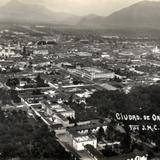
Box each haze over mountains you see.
[1,0,160,30]
[79,1,160,29]
[0,0,81,25]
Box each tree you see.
[113,76,122,82]
[10,89,21,103]
[0,110,71,159]
[97,127,105,141]
[121,133,131,153]
[73,79,83,85]
[86,90,127,115]
[0,88,12,105]
[35,74,48,87]
[102,145,118,157]
[32,89,42,95]
[6,78,20,88]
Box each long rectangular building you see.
[75,67,115,80]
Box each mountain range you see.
[1,0,160,30]
[79,1,160,29]
[0,0,81,25]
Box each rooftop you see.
[68,119,108,136]
[73,135,96,143]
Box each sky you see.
[1,0,160,16]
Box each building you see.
[42,102,75,127]
[68,120,107,135]
[72,135,97,151]
[118,51,134,58]
[53,113,70,127]
[21,94,44,104]
[1,104,27,112]
[65,117,106,152]
[0,45,15,58]
[152,46,160,54]
[67,119,108,148]
[75,67,115,80]
[33,49,49,55]
[75,52,92,57]
[44,103,75,119]
[68,130,97,151]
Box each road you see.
[57,133,96,160]
[20,92,97,160]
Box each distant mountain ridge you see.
[105,1,160,29]
[1,0,160,30]
[78,1,160,29]
[78,14,105,28]
[0,0,81,25]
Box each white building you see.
[67,120,108,150]
[53,113,70,127]
[46,103,75,119]
[73,135,97,151]
[33,49,49,55]
[101,53,111,59]
[75,67,115,80]
[75,52,92,57]
[42,102,75,127]
[152,46,160,54]
[0,46,15,58]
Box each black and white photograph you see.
[0,0,160,160]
